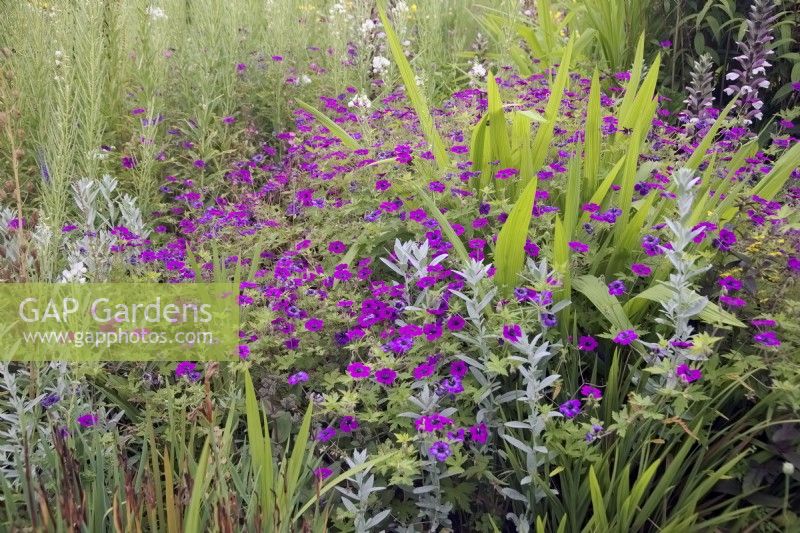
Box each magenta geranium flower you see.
[613,329,638,345]
[630,263,652,277]
[559,399,581,418]
[287,371,309,385]
[328,241,347,254]
[580,385,602,399]
[375,368,397,386]
[577,335,598,351]
[676,364,702,383]
[77,413,98,428]
[446,314,466,331]
[502,323,522,343]
[347,362,371,379]
[305,317,324,332]
[753,331,780,346]
[607,280,626,296]
[470,422,489,444]
[568,241,589,253]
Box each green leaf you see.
[183,437,210,533]
[625,285,746,327]
[588,466,609,531]
[584,69,601,195]
[751,140,800,200]
[378,5,449,170]
[573,275,634,332]
[296,100,360,150]
[494,174,538,291]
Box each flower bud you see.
[783,462,795,476]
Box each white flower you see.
[372,55,391,76]
[783,462,795,475]
[300,75,312,85]
[469,61,487,79]
[59,261,87,283]
[360,19,376,36]
[145,6,167,21]
[347,93,372,109]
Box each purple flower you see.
[175,361,201,382]
[328,241,347,254]
[713,228,737,251]
[77,413,98,428]
[287,371,309,385]
[753,330,780,346]
[613,329,638,345]
[495,167,519,180]
[446,314,466,331]
[314,467,333,480]
[41,394,60,408]
[568,241,589,253]
[577,335,598,351]
[585,423,604,442]
[470,422,488,444]
[720,295,746,308]
[676,364,702,383]
[630,263,652,277]
[659,40,672,48]
[502,323,522,343]
[429,440,452,462]
[559,399,581,418]
[375,368,398,386]
[347,362,371,379]
[607,280,626,296]
[450,360,468,378]
[316,427,336,442]
[238,344,251,359]
[438,377,464,395]
[540,313,557,328]
[305,317,324,332]
[412,362,436,380]
[718,276,742,291]
[338,416,359,433]
[580,385,603,399]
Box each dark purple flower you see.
[676,364,702,383]
[446,314,466,331]
[305,317,324,332]
[412,362,436,380]
[314,467,333,480]
[450,360,468,378]
[753,330,780,346]
[630,263,652,277]
[718,276,742,291]
[613,329,638,345]
[77,413,98,428]
[375,368,398,386]
[559,399,581,418]
[470,422,488,444]
[568,241,589,253]
[338,416,359,433]
[316,427,336,442]
[580,385,602,399]
[328,241,347,254]
[607,280,626,296]
[288,371,309,385]
[347,362,371,379]
[502,323,522,343]
[429,440,452,462]
[577,335,598,351]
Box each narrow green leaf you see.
[494,175,538,291]
[296,100,360,150]
[378,5,449,169]
[588,466,609,531]
[584,69,601,195]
